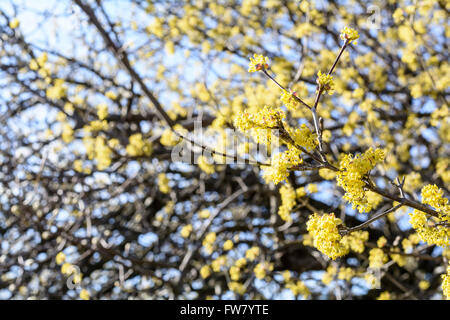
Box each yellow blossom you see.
[200,265,212,279]
[180,224,192,238]
[316,71,334,95]
[9,18,20,29]
[368,248,388,269]
[79,289,90,300]
[223,240,234,251]
[278,184,296,222]
[158,173,170,194]
[340,27,359,44]
[55,252,66,265]
[197,155,215,174]
[377,291,391,300]
[248,54,269,72]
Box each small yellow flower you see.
[61,263,76,276]
[200,265,212,279]
[199,209,211,219]
[9,18,20,29]
[316,71,334,95]
[79,289,90,300]
[197,155,215,175]
[245,246,260,261]
[248,54,269,72]
[223,240,234,251]
[280,89,300,111]
[377,291,391,300]
[419,280,430,291]
[96,103,108,120]
[55,252,66,265]
[340,27,359,44]
[180,224,193,238]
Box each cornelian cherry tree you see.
[0,0,448,300]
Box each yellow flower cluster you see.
[223,239,234,251]
[79,289,90,300]
[61,122,74,143]
[409,184,450,247]
[228,281,246,295]
[245,246,260,261]
[377,291,391,300]
[340,27,360,44]
[157,173,170,194]
[316,71,334,95]
[200,265,212,279]
[419,280,430,291]
[368,248,388,269]
[197,155,215,174]
[306,213,348,259]
[336,148,386,213]
[230,263,243,281]
[160,124,185,147]
[9,18,20,29]
[94,136,112,170]
[280,89,300,111]
[198,209,211,219]
[55,252,66,265]
[338,267,355,281]
[211,255,227,272]
[340,230,369,253]
[180,224,192,238]
[126,133,152,157]
[254,262,273,279]
[234,105,285,131]
[85,120,108,132]
[202,232,216,254]
[286,280,310,298]
[61,262,82,285]
[262,147,303,185]
[46,79,67,100]
[442,264,450,300]
[421,184,449,212]
[288,124,318,152]
[307,213,369,259]
[248,54,269,72]
[97,103,108,121]
[278,184,296,222]
[390,248,407,267]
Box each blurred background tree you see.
[0,0,448,300]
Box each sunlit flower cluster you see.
[248,54,269,72]
[278,183,296,222]
[368,248,388,269]
[234,105,285,131]
[306,213,348,259]
[126,133,152,157]
[307,213,370,259]
[160,124,186,147]
[158,173,171,194]
[340,27,360,44]
[286,280,310,298]
[262,147,303,185]
[409,184,450,247]
[316,71,334,95]
[442,264,450,300]
[280,89,300,111]
[254,262,274,279]
[288,124,318,152]
[336,148,386,213]
[202,232,217,254]
[197,155,215,174]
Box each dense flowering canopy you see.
[0,0,448,301]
